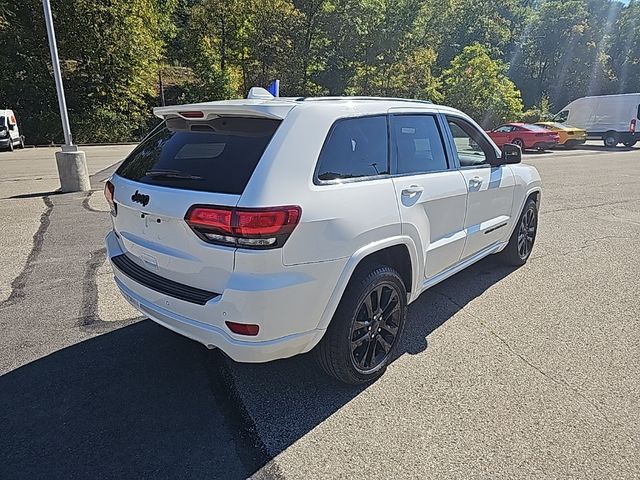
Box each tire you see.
[623,140,637,148]
[8,139,13,152]
[498,198,538,267]
[314,265,407,385]
[512,138,524,150]
[603,133,618,148]
[18,136,25,149]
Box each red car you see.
[487,123,560,151]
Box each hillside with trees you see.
[1,0,638,144]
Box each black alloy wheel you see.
[315,265,407,385]
[498,197,538,266]
[350,283,402,373]
[517,205,537,260]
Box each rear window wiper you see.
[145,169,204,180]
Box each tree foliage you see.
[0,0,638,143]
[442,44,523,128]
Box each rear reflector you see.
[225,321,259,336]
[179,111,205,119]
[185,205,301,249]
[630,119,636,133]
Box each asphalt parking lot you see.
[1,144,638,479]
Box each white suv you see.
[105,94,541,384]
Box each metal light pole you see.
[42,0,90,192]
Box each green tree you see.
[442,44,523,127]
[609,0,640,94]
[509,0,621,110]
[0,0,171,144]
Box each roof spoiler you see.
[153,101,292,121]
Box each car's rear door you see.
[389,112,468,279]
[444,115,515,259]
[110,115,283,294]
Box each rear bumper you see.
[105,230,344,362]
[114,275,325,362]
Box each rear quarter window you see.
[116,117,281,195]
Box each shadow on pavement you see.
[7,190,62,199]
[0,256,516,479]
[226,256,517,462]
[0,322,260,480]
[574,144,637,152]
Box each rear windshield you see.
[116,116,281,195]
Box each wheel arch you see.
[315,237,420,332]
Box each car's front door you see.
[445,116,515,259]
[389,113,468,279]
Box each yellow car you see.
[535,122,587,148]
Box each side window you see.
[495,125,512,133]
[447,117,496,168]
[316,116,388,182]
[636,104,640,120]
[391,115,448,175]
[555,110,569,123]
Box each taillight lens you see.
[185,205,301,249]
[630,119,636,133]
[104,180,117,216]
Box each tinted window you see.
[554,111,569,123]
[116,117,280,195]
[0,116,5,128]
[447,117,495,167]
[637,104,640,120]
[392,115,447,174]
[495,125,513,133]
[316,116,388,182]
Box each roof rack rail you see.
[296,96,432,105]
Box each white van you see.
[0,109,25,151]
[553,93,640,147]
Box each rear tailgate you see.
[109,112,288,295]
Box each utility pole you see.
[42,0,90,192]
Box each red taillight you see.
[225,321,259,336]
[179,111,204,119]
[185,205,301,249]
[630,119,636,133]
[187,207,233,234]
[104,180,117,216]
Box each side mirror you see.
[8,124,15,131]
[501,143,521,164]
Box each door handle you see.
[401,185,424,197]
[469,176,483,186]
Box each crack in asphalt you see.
[79,246,108,326]
[204,350,285,479]
[431,289,639,447]
[529,234,634,262]
[543,198,639,214]
[0,196,53,307]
